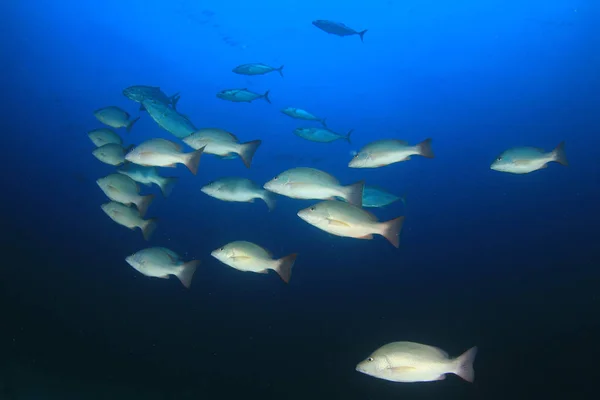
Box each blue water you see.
[2,0,599,398]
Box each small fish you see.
[282,108,327,126]
[297,200,404,248]
[101,201,157,241]
[92,143,133,166]
[232,63,284,78]
[125,247,199,289]
[294,127,352,144]
[211,241,297,283]
[356,342,478,383]
[490,141,568,174]
[264,167,364,207]
[87,128,122,147]
[201,177,276,211]
[117,164,178,198]
[96,173,155,217]
[125,138,204,175]
[142,98,196,139]
[93,106,140,132]
[349,138,434,168]
[312,20,367,42]
[217,88,271,104]
[339,185,403,208]
[182,128,261,168]
[123,85,180,110]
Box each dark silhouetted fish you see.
[312,20,367,42]
[233,63,284,78]
[123,85,180,111]
[217,88,271,104]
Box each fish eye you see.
[310,207,316,211]
[367,357,374,362]
[273,176,278,180]
[353,154,359,158]
[220,247,224,251]
[497,156,502,161]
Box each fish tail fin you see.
[184,146,204,175]
[170,93,181,110]
[321,118,328,128]
[342,180,365,207]
[552,141,568,166]
[345,129,354,144]
[177,260,200,289]
[262,190,277,211]
[399,192,408,206]
[277,65,284,78]
[453,346,478,383]
[239,140,262,168]
[379,216,404,248]
[359,29,368,42]
[139,104,146,112]
[126,116,140,133]
[274,253,297,283]
[136,193,155,217]
[141,218,158,241]
[158,177,178,198]
[263,90,271,104]
[417,138,434,158]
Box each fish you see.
[125,138,204,175]
[349,138,434,168]
[182,128,261,168]
[217,88,271,104]
[264,167,364,207]
[117,164,178,198]
[211,241,297,283]
[87,128,122,147]
[100,201,157,241]
[92,143,133,166]
[122,85,180,110]
[93,106,140,132]
[294,127,352,144]
[356,342,478,383]
[339,185,404,208]
[96,173,155,217]
[232,63,284,78]
[282,108,327,126]
[312,20,367,42]
[490,141,568,174]
[201,177,276,211]
[125,247,199,289]
[297,200,404,248]
[141,98,197,139]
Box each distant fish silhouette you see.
[312,20,368,42]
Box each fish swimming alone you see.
[92,143,133,166]
[96,173,155,217]
[294,127,352,144]
[282,108,327,126]
[87,128,122,147]
[93,106,140,132]
[490,141,568,174]
[182,128,261,168]
[141,98,196,139]
[312,20,367,42]
[201,177,276,211]
[349,138,434,168]
[232,63,284,78]
[297,200,404,248]
[264,167,364,207]
[125,138,204,175]
[356,341,478,383]
[217,88,271,104]
[211,241,297,283]
[117,164,178,198]
[123,85,180,110]
[101,201,157,241]
[125,247,199,289]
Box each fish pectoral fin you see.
[390,366,418,372]
[257,269,269,274]
[156,275,170,279]
[435,374,446,381]
[230,256,252,261]
[247,199,255,203]
[357,234,373,239]
[165,163,177,168]
[327,218,351,227]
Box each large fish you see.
[117,164,178,198]
[201,177,276,211]
[101,201,157,241]
[294,127,352,144]
[297,200,404,248]
[96,173,155,217]
[312,20,368,42]
[282,108,327,126]
[141,98,196,139]
[490,142,567,174]
[125,138,204,175]
[217,88,271,104]
[356,342,478,383]
[182,128,261,168]
[125,247,199,289]
[211,241,297,283]
[93,106,140,132]
[349,138,434,168]
[88,128,122,147]
[123,85,180,110]
[92,143,133,166]
[232,63,284,78]
[264,167,364,207]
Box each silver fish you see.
[282,108,327,126]
[117,164,178,198]
[96,173,155,217]
[93,106,139,132]
[101,201,157,241]
[92,143,133,166]
[125,138,204,175]
[294,127,351,144]
[490,142,567,174]
[201,177,276,211]
[182,128,261,168]
[217,88,271,104]
[87,128,122,147]
[349,138,434,168]
[125,247,199,289]
[232,63,284,78]
[312,20,367,42]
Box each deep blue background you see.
[1,0,599,398]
